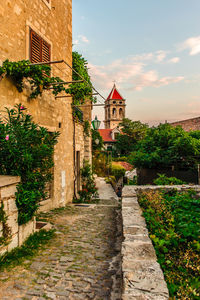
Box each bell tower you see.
[104,84,126,129]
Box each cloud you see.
[155,50,167,62]
[88,56,184,92]
[73,35,89,46]
[168,57,180,63]
[79,35,89,43]
[181,36,200,55]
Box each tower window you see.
[119,101,122,104]
[119,108,123,118]
[113,101,116,104]
[112,108,116,117]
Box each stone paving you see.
[0,178,122,300]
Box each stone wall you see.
[0,176,36,255]
[0,1,77,210]
[121,184,200,299]
[171,116,200,131]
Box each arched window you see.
[108,108,110,119]
[119,108,123,118]
[112,108,116,117]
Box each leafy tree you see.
[0,105,59,224]
[129,123,200,169]
[92,129,103,151]
[116,118,148,156]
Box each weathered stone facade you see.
[0,176,36,255]
[0,1,92,212]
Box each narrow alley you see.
[0,178,122,300]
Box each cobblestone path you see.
[0,178,122,300]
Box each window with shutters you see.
[30,29,51,63]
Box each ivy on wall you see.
[68,51,96,104]
[0,52,96,104]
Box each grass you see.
[0,229,55,271]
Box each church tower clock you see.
[104,84,126,129]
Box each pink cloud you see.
[88,57,184,92]
[181,36,200,55]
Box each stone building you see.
[99,84,125,150]
[104,84,126,129]
[0,0,92,211]
[171,116,200,131]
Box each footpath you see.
[0,178,122,300]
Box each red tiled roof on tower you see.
[106,84,124,101]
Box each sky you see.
[72,0,200,126]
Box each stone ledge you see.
[0,175,20,188]
[123,184,200,197]
[121,186,170,299]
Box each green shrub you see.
[138,189,200,298]
[105,176,116,185]
[75,161,98,203]
[92,151,109,176]
[0,105,59,224]
[153,174,186,185]
[110,164,126,181]
[130,123,200,170]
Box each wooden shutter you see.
[30,29,51,63]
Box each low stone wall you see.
[0,176,36,255]
[121,184,200,299]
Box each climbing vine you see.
[67,51,96,104]
[0,59,67,99]
[83,120,91,137]
[0,52,96,104]
[0,202,11,246]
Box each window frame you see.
[29,28,51,63]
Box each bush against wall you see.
[138,189,200,298]
[110,163,126,181]
[153,174,186,185]
[0,105,59,224]
[77,162,98,203]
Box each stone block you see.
[122,186,137,198]
[18,218,35,246]
[122,241,156,261]
[8,233,18,251]
[0,245,8,256]
[1,184,17,199]
[0,176,20,188]
[122,214,146,227]
[7,213,18,235]
[7,198,18,213]
[123,226,148,236]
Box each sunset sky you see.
[73,0,200,126]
